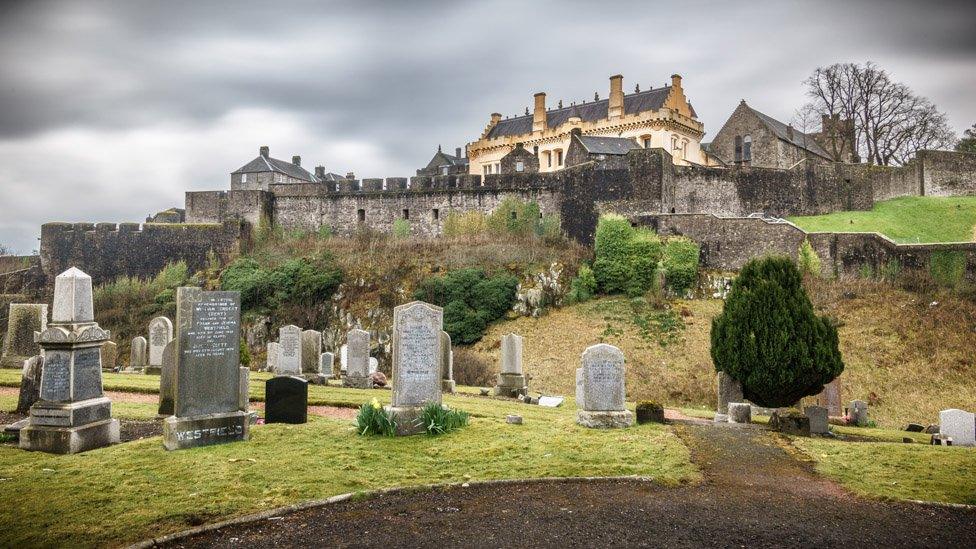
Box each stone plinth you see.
[494,373,528,398]
[728,402,752,424]
[163,411,249,451]
[576,344,633,429]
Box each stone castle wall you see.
[918,149,976,197]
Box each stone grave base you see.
[442,379,456,393]
[144,366,162,376]
[344,375,371,389]
[728,403,752,424]
[385,405,427,436]
[303,373,330,385]
[713,413,729,423]
[494,373,527,398]
[576,410,634,429]
[20,417,119,454]
[162,410,250,451]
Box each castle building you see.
[466,74,713,175]
[708,101,836,169]
[417,145,469,176]
[231,146,343,191]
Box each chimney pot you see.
[609,74,624,119]
[532,92,547,133]
[259,145,269,158]
[292,155,301,166]
[315,166,325,178]
[455,147,462,158]
[671,74,682,88]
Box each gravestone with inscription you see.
[20,268,120,453]
[277,325,301,376]
[576,344,633,428]
[301,330,322,374]
[386,301,443,435]
[319,352,334,378]
[939,409,975,447]
[265,376,308,424]
[715,371,743,423]
[494,333,528,397]
[266,342,280,373]
[343,329,371,389]
[157,341,177,416]
[129,336,147,371]
[162,287,249,450]
[146,316,173,374]
[440,331,455,393]
[1,303,47,369]
[100,341,117,372]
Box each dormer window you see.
[515,161,524,172]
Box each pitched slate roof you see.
[487,86,692,139]
[425,149,469,170]
[577,135,640,155]
[746,106,832,160]
[319,172,346,182]
[232,155,318,182]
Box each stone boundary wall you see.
[636,213,976,282]
[39,221,242,285]
[918,149,976,197]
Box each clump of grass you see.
[356,398,397,436]
[418,402,469,435]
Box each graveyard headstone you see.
[386,301,443,435]
[849,400,869,427]
[805,405,829,435]
[715,371,743,423]
[939,409,975,447]
[340,344,348,375]
[319,352,334,378]
[576,343,633,428]
[728,402,752,424]
[265,376,308,424]
[266,342,280,373]
[343,329,371,389]
[816,377,843,416]
[239,367,249,412]
[130,336,147,371]
[440,330,455,393]
[369,357,378,374]
[277,325,302,376]
[301,330,322,374]
[575,368,585,409]
[157,341,176,416]
[100,341,117,372]
[1,303,47,369]
[494,333,527,397]
[146,316,173,374]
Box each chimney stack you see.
[456,147,462,158]
[346,171,355,179]
[292,155,301,166]
[671,74,682,89]
[532,92,547,133]
[609,74,624,119]
[315,166,325,179]
[259,145,269,158]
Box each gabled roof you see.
[232,155,318,182]
[746,105,832,160]
[425,148,469,170]
[577,135,640,155]
[319,172,346,182]
[487,86,693,139]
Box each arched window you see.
[682,139,689,160]
[734,136,743,162]
[743,135,752,162]
[671,135,679,152]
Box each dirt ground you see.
[160,420,976,548]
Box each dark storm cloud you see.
[1,0,974,253]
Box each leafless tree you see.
[802,62,955,166]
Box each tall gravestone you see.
[368,357,378,374]
[339,344,348,376]
[343,329,371,389]
[494,333,527,397]
[715,371,743,423]
[129,336,147,372]
[816,377,843,416]
[20,268,120,453]
[440,331,455,393]
[301,330,322,374]
[1,303,47,369]
[100,341,117,372]
[162,287,249,450]
[277,325,302,376]
[266,342,280,373]
[146,316,173,374]
[157,341,177,416]
[576,344,633,428]
[386,301,443,435]
[939,409,975,447]
[319,352,334,378]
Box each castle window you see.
[734,136,743,162]
[402,209,409,220]
[515,161,524,172]
[357,209,365,223]
[642,136,651,148]
[441,166,449,175]
[544,151,552,168]
[495,163,501,173]
[682,139,689,160]
[671,136,679,152]
[483,165,490,176]
[432,208,439,220]
[743,135,752,162]
[241,173,248,183]
[555,149,563,166]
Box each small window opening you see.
[357,209,365,222]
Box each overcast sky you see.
[1,0,974,253]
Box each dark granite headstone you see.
[265,376,308,424]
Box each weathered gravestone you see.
[20,268,120,454]
[1,303,47,369]
[157,341,177,416]
[939,409,975,447]
[440,331,455,393]
[804,405,829,435]
[100,341,117,372]
[386,301,443,435]
[575,368,585,408]
[576,344,633,429]
[715,371,743,423]
[301,330,321,374]
[266,342,280,373]
[319,352,334,378]
[130,336,147,372]
[277,325,302,376]
[728,402,752,424]
[16,355,43,414]
[494,333,527,397]
[816,377,843,417]
[343,329,371,389]
[339,344,348,376]
[239,367,250,413]
[849,400,869,427]
[162,287,249,450]
[146,316,173,374]
[265,376,308,424]
[369,357,378,375]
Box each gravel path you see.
[160,421,976,548]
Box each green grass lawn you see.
[788,196,976,243]
[0,385,698,548]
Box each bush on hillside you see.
[566,264,598,303]
[662,237,700,295]
[710,256,844,408]
[220,254,343,314]
[593,215,666,296]
[413,268,518,344]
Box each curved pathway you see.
[161,420,976,548]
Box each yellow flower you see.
[371,398,381,410]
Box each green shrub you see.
[221,255,342,314]
[929,250,966,288]
[710,256,844,408]
[593,215,637,294]
[879,258,901,282]
[356,398,397,436]
[858,264,874,279]
[417,402,469,435]
[797,239,821,277]
[414,268,517,344]
[392,219,411,239]
[567,264,598,303]
[662,237,700,295]
[627,230,663,297]
[239,338,251,368]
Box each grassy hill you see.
[788,196,976,243]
